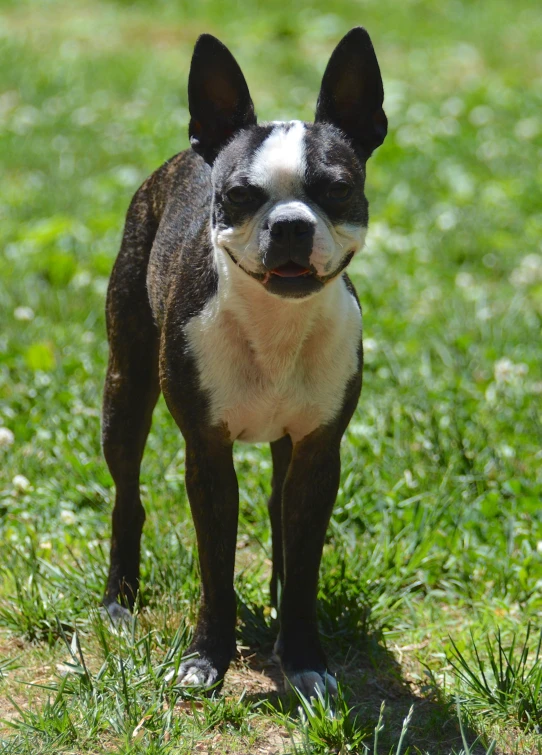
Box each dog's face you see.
[188,29,387,299]
[211,121,368,298]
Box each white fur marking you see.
[202,121,366,426]
[249,121,306,196]
[184,253,362,445]
[310,223,368,275]
[179,669,205,686]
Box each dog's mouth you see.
[270,262,312,278]
[222,246,354,299]
[261,261,321,299]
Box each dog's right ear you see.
[188,35,257,164]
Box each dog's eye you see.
[325,183,352,201]
[226,186,254,205]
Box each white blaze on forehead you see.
[249,121,306,196]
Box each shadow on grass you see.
[236,600,486,755]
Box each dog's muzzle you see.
[261,217,315,271]
[254,217,319,298]
[223,210,353,299]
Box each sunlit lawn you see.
[1,0,541,752]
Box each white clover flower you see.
[14,306,35,321]
[60,509,77,525]
[455,272,474,289]
[494,358,528,384]
[71,271,92,289]
[436,208,458,231]
[12,474,31,492]
[0,427,15,448]
[476,306,493,322]
[510,254,542,287]
[363,338,378,353]
[404,469,418,489]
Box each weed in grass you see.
[448,624,542,733]
[3,614,198,751]
[272,683,372,754]
[0,542,77,644]
[6,681,80,749]
[186,689,258,736]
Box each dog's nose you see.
[262,214,316,272]
[269,218,313,243]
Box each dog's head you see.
[188,28,387,299]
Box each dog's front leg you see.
[274,429,342,697]
[176,434,239,689]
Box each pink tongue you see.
[272,262,310,278]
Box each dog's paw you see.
[100,603,132,627]
[171,657,222,690]
[286,669,338,698]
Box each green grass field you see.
[1,0,541,752]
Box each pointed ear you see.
[315,27,387,157]
[188,34,257,164]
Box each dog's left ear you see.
[188,34,257,164]
[315,27,387,157]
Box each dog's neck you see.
[211,245,343,379]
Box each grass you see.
[0,0,541,752]
[448,624,542,733]
[273,683,373,753]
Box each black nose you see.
[269,218,313,242]
[262,216,315,271]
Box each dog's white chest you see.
[183,266,361,445]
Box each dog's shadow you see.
[232,600,485,755]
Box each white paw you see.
[178,666,209,686]
[287,670,338,698]
[172,659,220,689]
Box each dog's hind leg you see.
[101,186,160,620]
[268,435,292,608]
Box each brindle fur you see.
[102,28,385,691]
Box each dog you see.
[101,27,387,697]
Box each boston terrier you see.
[101,27,387,697]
